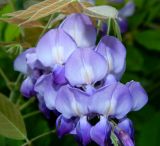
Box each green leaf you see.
[135,30,160,51]
[4,24,20,41]
[137,112,160,146]
[0,93,27,140]
[126,46,144,71]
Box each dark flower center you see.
[87,141,99,146]
[87,114,100,126]
[94,80,104,89]
[108,116,119,125]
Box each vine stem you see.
[20,97,36,111]
[107,18,111,35]
[23,110,41,119]
[38,14,55,40]
[0,67,12,90]
[9,74,23,102]
[22,130,56,146]
[7,0,15,10]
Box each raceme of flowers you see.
[14,13,148,146]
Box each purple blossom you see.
[117,0,135,33]
[55,81,147,146]
[59,14,97,48]
[14,13,97,116]
[14,12,148,146]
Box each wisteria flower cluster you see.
[14,13,148,146]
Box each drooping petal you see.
[20,77,35,98]
[126,81,148,111]
[56,115,75,137]
[96,36,126,79]
[108,82,132,119]
[119,0,135,18]
[90,116,111,146]
[37,94,51,119]
[56,86,90,119]
[36,28,77,67]
[117,17,128,33]
[76,116,91,146]
[65,48,108,86]
[14,48,34,74]
[60,14,96,48]
[34,74,57,110]
[116,130,134,146]
[117,118,134,139]
[55,86,77,118]
[70,87,91,115]
[26,52,43,70]
[89,84,117,115]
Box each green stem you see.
[113,19,122,41]
[7,0,15,10]
[107,18,111,35]
[9,74,22,102]
[0,67,12,90]
[39,14,56,40]
[20,97,36,111]
[23,111,41,119]
[22,130,56,146]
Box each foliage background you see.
[0,0,160,145]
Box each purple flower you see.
[36,28,77,68]
[59,14,97,48]
[65,47,108,87]
[55,81,147,145]
[117,0,135,33]
[96,35,126,80]
[14,14,98,117]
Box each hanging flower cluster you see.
[14,13,148,146]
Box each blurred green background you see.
[0,0,160,146]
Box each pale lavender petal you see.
[119,0,135,17]
[96,36,126,80]
[36,28,77,67]
[126,81,148,111]
[14,48,34,74]
[90,116,111,146]
[26,52,43,70]
[108,82,132,119]
[76,116,91,146]
[70,87,91,115]
[20,77,35,98]
[35,74,57,110]
[55,86,80,118]
[104,74,117,86]
[56,115,75,137]
[65,48,108,86]
[60,14,96,48]
[89,84,117,115]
